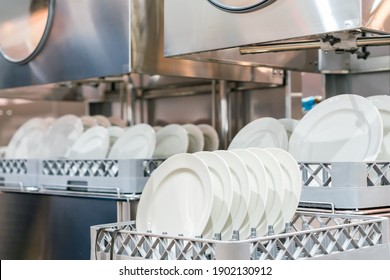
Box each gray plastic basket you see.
[38,159,163,194]
[0,159,39,188]
[299,162,390,210]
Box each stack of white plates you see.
[153,123,219,158]
[136,148,301,240]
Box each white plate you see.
[289,94,383,162]
[153,124,189,159]
[136,153,213,237]
[66,126,109,159]
[246,148,284,235]
[93,115,111,128]
[194,152,233,239]
[278,118,299,140]
[367,95,390,160]
[230,149,268,238]
[6,117,47,159]
[107,126,124,148]
[228,117,288,151]
[43,117,56,128]
[39,115,84,158]
[197,124,219,151]
[153,126,162,132]
[108,116,127,128]
[108,123,155,159]
[214,150,250,240]
[81,115,98,130]
[266,148,301,234]
[182,124,204,153]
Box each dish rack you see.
[0,158,164,195]
[0,159,39,188]
[299,162,390,210]
[91,211,390,260]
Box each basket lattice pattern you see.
[93,213,384,260]
[366,162,390,186]
[0,160,27,175]
[300,163,332,187]
[42,160,119,177]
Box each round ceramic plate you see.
[246,148,284,236]
[108,123,156,159]
[39,115,84,158]
[278,118,299,140]
[108,116,127,128]
[93,115,111,128]
[214,150,250,240]
[136,153,213,237]
[194,151,233,239]
[289,94,383,162]
[266,148,301,234]
[66,126,109,159]
[182,124,204,153]
[81,115,98,130]
[107,126,124,148]
[197,124,219,151]
[153,126,162,133]
[228,117,288,151]
[6,117,47,159]
[367,95,390,160]
[230,149,268,238]
[153,124,189,159]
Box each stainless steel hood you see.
[0,0,283,90]
[164,0,390,73]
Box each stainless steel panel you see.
[0,192,117,259]
[0,0,282,89]
[165,0,380,56]
[164,0,390,73]
[0,0,129,89]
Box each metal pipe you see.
[211,80,217,129]
[357,35,390,47]
[219,80,229,150]
[240,39,320,54]
[240,35,390,54]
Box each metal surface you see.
[0,192,117,259]
[0,0,283,89]
[91,212,390,260]
[164,0,390,73]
